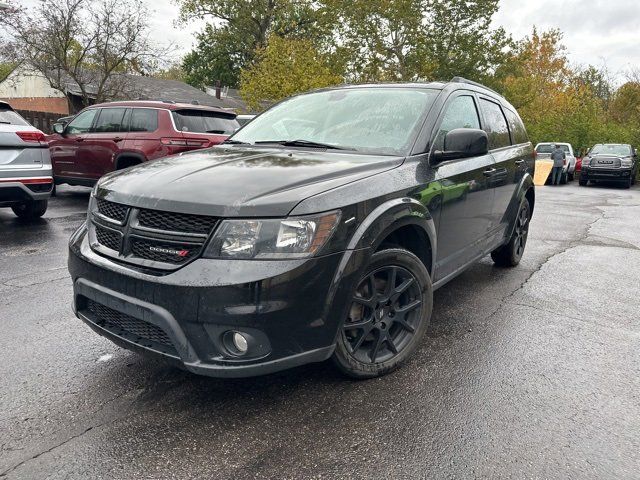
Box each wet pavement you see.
[1,183,639,479]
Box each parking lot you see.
[1,182,639,479]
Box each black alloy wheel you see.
[491,198,531,267]
[333,249,432,378]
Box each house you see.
[0,64,250,120]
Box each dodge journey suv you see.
[69,78,535,379]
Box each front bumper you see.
[581,167,633,181]
[69,226,368,377]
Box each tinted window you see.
[480,99,510,149]
[173,110,239,135]
[130,108,158,132]
[434,95,480,150]
[94,108,127,133]
[66,109,98,134]
[504,109,528,144]
[232,88,439,156]
[0,107,29,126]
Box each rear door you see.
[478,98,522,237]
[125,108,161,159]
[171,109,240,148]
[431,92,496,282]
[79,107,129,179]
[49,109,98,179]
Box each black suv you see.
[69,79,535,379]
[579,143,638,188]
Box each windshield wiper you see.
[254,139,351,150]
[221,139,251,145]
[206,129,226,134]
[0,121,11,124]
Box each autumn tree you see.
[178,0,332,88]
[239,35,342,111]
[1,0,164,108]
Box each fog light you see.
[232,332,248,354]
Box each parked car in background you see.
[0,101,52,219]
[580,143,638,188]
[236,114,256,127]
[534,142,577,183]
[48,101,240,187]
[69,78,535,379]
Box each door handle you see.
[113,137,123,143]
[515,159,525,165]
[483,168,497,176]
[75,137,84,142]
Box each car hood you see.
[97,147,405,217]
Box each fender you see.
[504,172,535,239]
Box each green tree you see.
[239,35,342,111]
[178,0,332,88]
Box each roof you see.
[88,100,235,116]
[0,100,14,111]
[62,74,249,112]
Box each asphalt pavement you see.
[1,182,639,479]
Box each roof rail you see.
[449,77,503,98]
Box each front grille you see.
[94,225,121,251]
[86,299,175,350]
[97,198,128,223]
[130,238,199,264]
[90,199,216,271]
[138,208,217,235]
[592,157,621,168]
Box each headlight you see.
[620,158,633,167]
[204,211,341,259]
[582,157,591,166]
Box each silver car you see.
[0,101,53,219]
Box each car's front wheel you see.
[491,198,531,267]
[332,249,433,379]
[11,200,48,220]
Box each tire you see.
[622,177,632,189]
[579,177,588,186]
[568,172,574,182]
[11,200,48,220]
[491,198,531,268]
[332,248,433,379]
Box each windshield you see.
[0,108,29,126]
[172,110,239,135]
[537,144,570,154]
[231,88,439,156]
[590,144,632,156]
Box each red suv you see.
[49,101,239,187]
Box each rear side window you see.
[66,109,98,134]
[0,107,29,126]
[129,108,158,132]
[480,99,510,149]
[172,110,239,135]
[434,95,481,151]
[504,109,529,144]
[94,108,127,133]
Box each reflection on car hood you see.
[97,147,405,217]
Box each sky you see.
[14,0,640,80]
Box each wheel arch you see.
[115,152,146,170]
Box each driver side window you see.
[434,95,480,151]
[66,109,97,135]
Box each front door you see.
[430,93,495,283]
[79,107,129,180]
[49,109,98,179]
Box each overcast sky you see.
[15,0,640,79]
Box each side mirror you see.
[432,128,489,163]
[53,123,65,135]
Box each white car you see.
[0,101,53,219]
[534,142,577,183]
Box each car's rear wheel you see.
[11,200,48,220]
[579,177,588,186]
[560,171,568,184]
[568,171,574,182]
[491,198,531,267]
[332,249,432,379]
